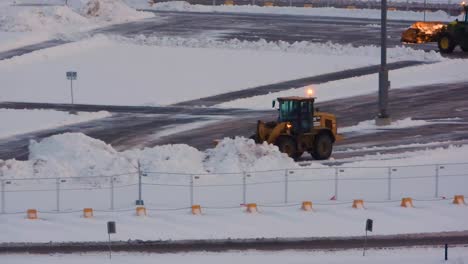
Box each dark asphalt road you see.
[0,231,467,254]
[151,81,468,161]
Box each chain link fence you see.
[1,162,467,214]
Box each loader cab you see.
[277,97,314,132]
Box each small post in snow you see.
[66,71,77,113]
[363,219,373,256]
[107,221,116,259]
[136,160,144,206]
[445,243,448,261]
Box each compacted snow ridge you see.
[142,1,462,22]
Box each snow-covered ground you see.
[217,58,468,109]
[0,0,153,52]
[0,35,443,106]
[0,133,467,242]
[2,247,468,264]
[138,1,462,22]
[0,109,111,139]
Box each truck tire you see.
[310,133,333,160]
[276,136,302,160]
[438,33,456,54]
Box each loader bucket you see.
[401,21,445,43]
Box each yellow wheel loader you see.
[251,95,342,160]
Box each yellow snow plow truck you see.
[401,3,468,53]
[250,91,342,160]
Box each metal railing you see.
[0,162,467,214]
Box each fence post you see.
[387,167,392,200]
[435,164,439,198]
[1,180,5,214]
[213,0,216,6]
[56,178,60,212]
[334,168,339,200]
[110,177,114,210]
[284,170,289,204]
[190,175,194,207]
[242,172,247,204]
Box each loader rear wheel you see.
[438,33,456,54]
[310,133,333,160]
[461,46,468,52]
[276,136,301,160]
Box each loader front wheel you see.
[310,133,333,160]
[438,33,456,54]
[276,136,301,160]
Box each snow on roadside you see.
[143,1,461,22]
[339,117,429,134]
[217,59,468,109]
[121,35,443,62]
[0,109,111,139]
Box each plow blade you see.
[401,21,445,43]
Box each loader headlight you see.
[286,123,292,129]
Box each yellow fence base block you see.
[224,0,234,5]
[453,195,466,205]
[136,206,147,216]
[304,4,313,8]
[346,5,356,9]
[246,203,258,213]
[387,7,397,11]
[352,199,364,209]
[301,201,313,211]
[83,208,94,218]
[264,1,274,6]
[192,205,202,215]
[401,197,414,208]
[27,209,38,220]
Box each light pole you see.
[376,0,392,126]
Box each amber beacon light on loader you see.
[250,88,343,160]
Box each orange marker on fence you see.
[352,200,364,209]
[400,197,414,208]
[192,205,202,215]
[246,203,258,213]
[27,209,38,219]
[83,208,93,218]
[301,201,313,211]
[136,206,147,216]
[453,195,466,205]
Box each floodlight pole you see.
[376,0,391,126]
[70,79,74,105]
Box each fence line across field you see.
[1,162,468,214]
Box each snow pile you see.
[148,1,461,22]
[0,109,111,139]
[0,5,91,33]
[0,133,295,179]
[76,0,153,23]
[0,133,135,179]
[124,35,443,62]
[204,137,298,173]
[0,0,152,35]
[124,144,206,175]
